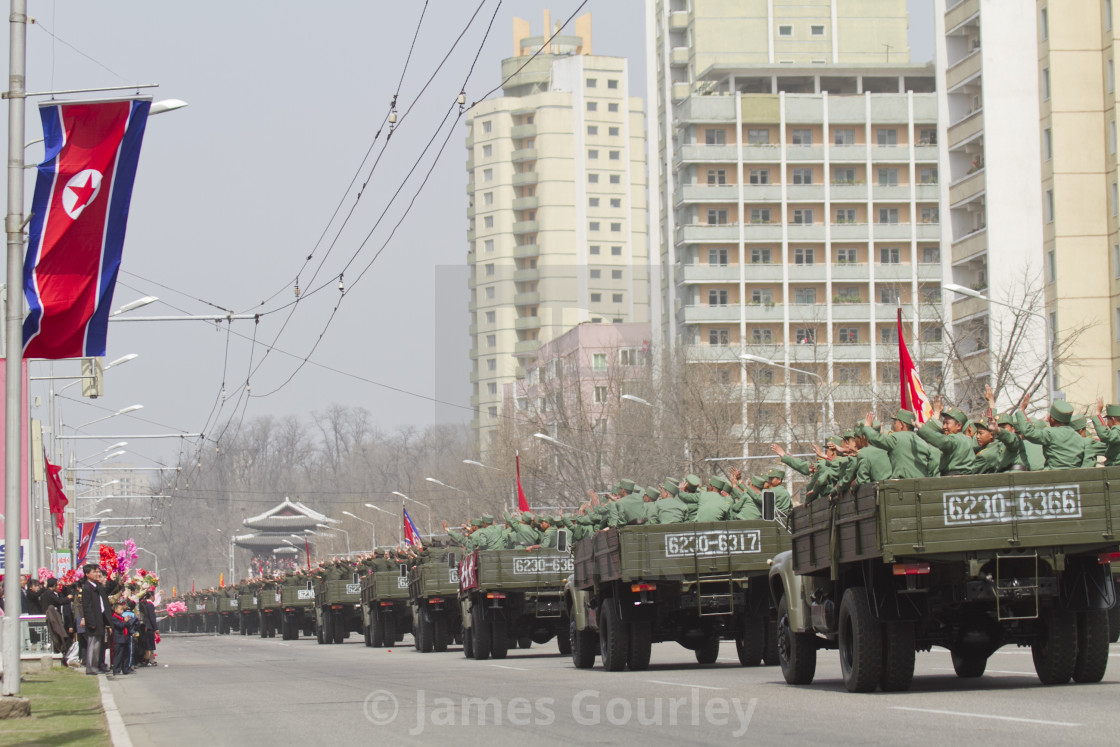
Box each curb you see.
[97,674,134,747]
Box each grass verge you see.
[0,667,110,747]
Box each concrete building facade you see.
[467,13,649,451]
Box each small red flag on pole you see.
[515,452,530,512]
[45,459,69,535]
[897,307,933,424]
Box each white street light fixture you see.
[111,296,158,316]
[73,404,143,429]
[392,492,432,538]
[149,99,189,116]
[104,354,139,369]
[462,459,502,472]
[426,477,470,523]
[317,523,351,557]
[620,394,653,407]
[343,511,377,551]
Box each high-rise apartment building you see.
[467,13,648,451]
[935,0,1116,410]
[648,0,944,445]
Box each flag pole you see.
[2,0,28,697]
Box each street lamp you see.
[533,432,587,452]
[104,354,139,370]
[392,491,432,538]
[620,394,653,407]
[463,458,503,472]
[426,477,471,523]
[73,404,143,430]
[317,523,351,557]
[77,508,112,520]
[342,511,376,551]
[943,283,1056,402]
[364,503,400,546]
[741,354,828,444]
[111,296,158,316]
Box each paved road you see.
[107,632,1120,745]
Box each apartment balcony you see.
[873,185,911,202]
[916,222,941,240]
[741,263,783,282]
[743,222,784,241]
[468,324,478,336]
[511,124,537,139]
[676,183,739,204]
[946,49,982,92]
[678,264,740,284]
[512,172,538,186]
[787,185,825,202]
[465,135,474,150]
[871,145,909,162]
[514,340,540,356]
[514,316,541,330]
[831,263,869,281]
[670,46,689,66]
[948,109,983,148]
[677,144,738,163]
[949,169,985,206]
[466,181,474,195]
[466,158,475,172]
[513,268,540,283]
[787,264,827,282]
[742,144,782,161]
[831,223,869,241]
[668,10,689,30]
[468,299,477,312]
[741,184,781,202]
[788,223,825,241]
[513,244,541,259]
[467,229,476,242]
[951,294,988,321]
[913,145,939,162]
[512,220,539,234]
[672,82,691,101]
[469,395,479,407]
[830,145,868,163]
[917,263,944,281]
[511,148,537,163]
[677,223,740,243]
[951,228,987,264]
[685,344,748,363]
[830,183,867,200]
[873,223,911,240]
[831,344,875,361]
[512,196,539,211]
[876,263,916,281]
[787,146,824,162]
[946,0,979,32]
[680,304,740,323]
[469,370,479,383]
[915,184,940,201]
[467,205,476,219]
[514,292,540,306]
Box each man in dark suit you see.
[80,565,109,675]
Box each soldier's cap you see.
[944,407,968,425]
[481,514,495,524]
[709,476,728,492]
[826,435,841,446]
[768,469,784,481]
[1107,404,1120,418]
[685,474,701,488]
[520,511,534,522]
[644,486,660,500]
[470,519,482,527]
[842,430,855,440]
[1050,401,1074,424]
[996,411,1015,426]
[662,480,680,496]
[1071,415,1088,431]
[972,419,991,432]
[619,478,636,492]
[894,408,916,426]
[750,475,766,489]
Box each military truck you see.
[568,510,789,672]
[314,572,364,645]
[361,564,411,647]
[217,591,240,635]
[459,546,572,660]
[769,468,1120,693]
[257,585,281,638]
[1110,568,1120,643]
[408,548,463,653]
[278,578,316,640]
[187,596,207,633]
[238,588,259,636]
[203,592,220,633]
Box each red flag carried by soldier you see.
[897,308,933,424]
[515,453,530,512]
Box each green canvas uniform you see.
[971,440,1006,474]
[1014,410,1085,470]
[731,491,762,520]
[780,454,812,476]
[1082,435,1107,468]
[609,494,647,527]
[694,490,731,522]
[1090,416,1120,466]
[862,425,940,479]
[655,495,689,524]
[771,485,793,514]
[678,491,700,521]
[853,445,891,485]
[917,419,977,475]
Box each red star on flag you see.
[68,172,98,211]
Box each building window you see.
[594,386,608,404]
[484,239,494,252]
[485,287,495,299]
[877,168,899,186]
[610,222,622,232]
[747,129,770,145]
[778,25,793,36]
[587,125,598,136]
[922,286,941,303]
[590,245,601,255]
[880,326,898,343]
[619,348,638,366]
[1047,250,1056,283]
[794,248,815,265]
[705,129,727,145]
[608,79,619,89]
[484,192,494,206]
[923,327,943,342]
[752,328,773,344]
[923,247,940,263]
[590,269,601,279]
[588,149,599,160]
[751,248,772,264]
[837,366,860,384]
[1041,6,1049,39]
[612,293,623,303]
[487,383,497,395]
[587,101,598,112]
[1045,190,1054,223]
[482,121,492,134]
[485,310,495,323]
[919,128,937,145]
[919,167,938,184]
[588,173,599,183]
[611,246,622,256]
[590,221,600,232]
[1042,68,1050,100]
[591,293,601,303]
[609,150,621,160]
[709,248,729,266]
[487,358,496,371]
[749,169,770,185]
[751,289,773,304]
[1111,122,1116,155]
[791,129,813,145]
[836,248,857,263]
[1111,60,1116,93]
[587,78,597,88]
[1108,0,1114,31]
[836,209,857,224]
[1114,244,1120,277]
[833,167,856,185]
[792,168,814,185]
[485,263,495,276]
[878,208,899,224]
[609,174,621,184]
[610,198,621,208]
[1113,182,1118,216]
[709,289,729,306]
[880,247,900,264]
[811,25,825,36]
[483,216,494,228]
[483,168,493,182]
[833,128,855,145]
[876,129,898,146]
[607,103,619,113]
[795,328,816,345]
[879,287,901,304]
[921,207,939,223]
[794,288,817,305]
[486,334,496,348]
[792,209,814,225]
[482,144,492,158]
[709,328,730,346]
[609,126,620,136]
[881,367,900,384]
[750,208,772,223]
[836,287,860,302]
[593,353,607,370]
[611,269,622,280]
[589,197,600,208]
[488,407,497,419]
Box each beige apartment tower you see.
[467,13,649,451]
[648,0,945,446]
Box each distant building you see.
[467,11,649,453]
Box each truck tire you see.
[490,618,509,660]
[281,616,291,641]
[736,615,765,667]
[951,652,986,678]
[382,613,396,649]
[762,618,779,666]
[518,636,532,650]
[363,619,372,647]
[1032,606,1077,685]
[556,620,572,655]
[1072,609,1109,683]
[695,635,720,665]
[879,622,915,692]
[317,623,325,645]
[420,615,435,653]
[371,609,384,647]
[777,595,816,685]
[1107,598,1120,644]
[433,618,449,653]
[333,613,345,644]
[599,602,629,672]
[260,617,268,639]
[463,623,474,658]
[472,606,491,661]
[838,587,882,693]
[324,612,334,644]
[570,617,597,669]
[628,621,652,671]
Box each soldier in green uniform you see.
[1072,415,1107,468]
[694,477,731,522]
[861,409,940,479]
[1015,399,1085,470]
[641,486,661,524]
[766,469,793,514]
[917,401,977,475]
[608,485,648,527]
[1092,397,1120,466]
[969,419,1007,474]
[851,421,891,486]
[656,476,694,523]
[770,443,828,503]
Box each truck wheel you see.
[557,620,572,656]
[1107,598,1120,644]
[762,617,779,666]
[570,617,597,669]
[951,651,986,678]
[317,623,325,644]
[490,619,509,660]
[324,612,334,644]
[1072,609,1110,683]
[472,606,491,661]
[433,619,449,653]
[879,622,915,692]
[777,595,816,685]
[333,613,345,644]
[599,602,629,672]
[628,621,652,671]
[370,610,383,647]
[383,613,396,648]
[421,615,435,653]
[838,587,882,693]
[517,636,532,650]
[260,619,268,639]
[736,615,765,667]
[1032,607,1077,685]
[463,624,474,658]
[695,635,720,665]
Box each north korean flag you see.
[403,507,423,548]
[23,98,151,359]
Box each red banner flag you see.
[403,507,424,548]
[897,308,932,424]
[45,459,69,535]
[515,454,530,512]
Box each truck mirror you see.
[306,580,313,591]
[352,572,360,584]
[762,490,776,522]
[448,552,457,569]
[399,564,408,578]
[556,529,570,553]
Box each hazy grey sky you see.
[6,1,935,471]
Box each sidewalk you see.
[0,668,110,746]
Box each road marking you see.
[717,657,741,662]
[889,707,1079,727]
[488,664,528,671]
[645,680,726,691]
[275,642,290,647]
[932,667,1033,675]
[98,674,134,747]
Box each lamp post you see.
[71,404,143,430]
[741,354,828,445]
[364,503,400,546]
[342,511,376,552]
[215,528,235,582]
[462,459,503,472]
[425,477,470,521]
[392,491,432,538]
[943,283,1056,402]
[317,523,351,558]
